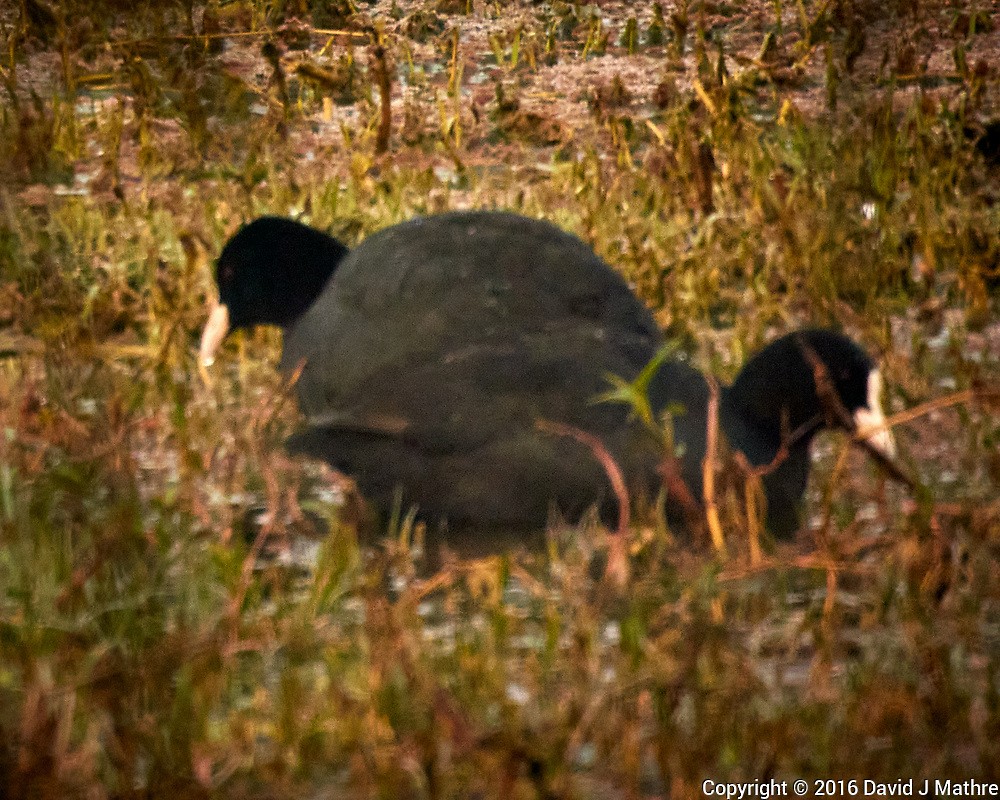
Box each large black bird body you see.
[201,211,894,538]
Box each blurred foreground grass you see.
[1,0,999,797]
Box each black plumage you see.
[201,211,894,540]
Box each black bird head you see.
[716,328,897,537]
[199,216,349,366]
[728,328,895,458]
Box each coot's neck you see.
[271,232,348,330]
[721,347,826,467]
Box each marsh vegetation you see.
[0,0,999,797]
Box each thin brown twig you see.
[656,455,701,525]
[702,374,728,557]
[105,26,367,50]
[732,415,819,480]
[882,386,1000,430]
[536,419,630,587]
[251,357,307,436]
[225,507,277,652]
[535,420,630,535]
[717,552,881,582]
[221,359,311,646]
[743,475,764,565]
[795,335,916,489]
[370,42,392,154]
[509,564,549,599]
[817,440,853,540]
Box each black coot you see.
[200,211,895,539]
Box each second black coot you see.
[200,211,895,539]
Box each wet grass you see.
[1,0,999,797]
